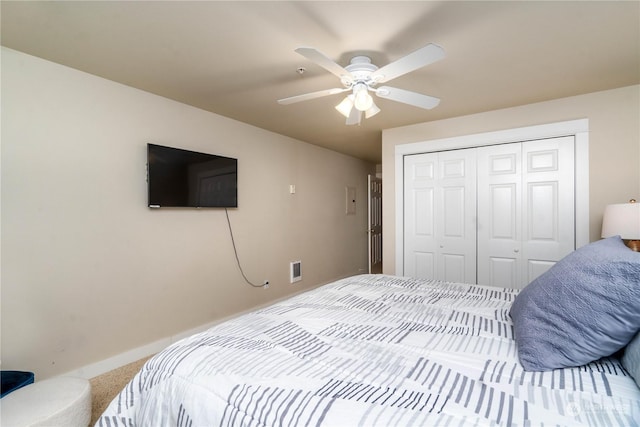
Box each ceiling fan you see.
[277,43,445,125]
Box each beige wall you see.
[1,48,374,379]
[382,85,640,274]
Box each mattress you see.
[96,274,640,426]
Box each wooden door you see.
[368,175,383,274]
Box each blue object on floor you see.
[1,371,34,398]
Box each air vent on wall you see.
[290,261,302,283]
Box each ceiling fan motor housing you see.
[342,56,379,88]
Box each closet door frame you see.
[394,119,590,276]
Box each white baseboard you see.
[63,320,219,380]
[63,275,357,380]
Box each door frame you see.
[394,119,590,276]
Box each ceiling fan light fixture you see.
[353,83,373,111]
[354,91,373,112]
[365,102,380,119]
[335,95,354,118]
[280,44,446,124]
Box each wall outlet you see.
[263,280,269,289]
[290,261,302,283]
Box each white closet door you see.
[404,150,476,282]
[404,153,438,279]
[477,136,575,288]
[436,150,477,283]
[521,136,575,284]
[477,143,523,287]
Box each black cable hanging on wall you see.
[225,208,263,288]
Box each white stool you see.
[0,376,91,427]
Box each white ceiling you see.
[2,1,639,163]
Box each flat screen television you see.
[147,143,238,208]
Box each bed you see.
[96,237,640,426]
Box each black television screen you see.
[147,143,237,208]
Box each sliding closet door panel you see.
[442,187,465,237]
[478,137,575,288]
[414,253,435,279]
[527,260,556,283]
[490,257,518,287]
[404,150,476,282]
[443,254,466,283]
[527,182,557,240]
[436,150,477,283]
[477,144,522,287]
[522,136,575,282]
[404,153,437,279]
[414,189,434,235]
[491,185,517,238]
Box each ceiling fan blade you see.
[371,44,445,84]
[375,86,440,109]
[277,88,348,105]
[295,47,352,80]
[345,108,362,126]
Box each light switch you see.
[346,186,356,215]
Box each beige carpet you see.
[89,355,153,425]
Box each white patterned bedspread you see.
[96,275,640,426]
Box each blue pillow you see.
[510,236,640,371]
[622,331,640,388]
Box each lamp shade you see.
[335,95,354,118]
[365,102,380,119]
[601,201,640,239]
